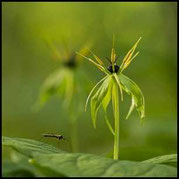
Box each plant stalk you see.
[69,115,79,153]
[112,78,120,160]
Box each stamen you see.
[105,57,112,64]
[114,56,119,63]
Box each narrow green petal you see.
[125,98,135,120]
[85,75,108,111]
[90,76,112,128]
[105,115,115,136]
[119,73,145,121]
[102,78,115,135]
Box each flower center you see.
[64,55,77,68]
[107,65,119,73]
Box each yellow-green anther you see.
[120,37,141,72]
[122,51,140,71]
[76,52,106,73]
[111,35,117,72]
[88,48,104,66]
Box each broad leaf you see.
[3,151,39,176]
[31,152,177,177]
[118,73,145,121]
[2,160,36,177]
[3,137,177,177]
[2,136,65,157]
[142,154,177,164]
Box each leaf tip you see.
[140,117,145,126]
[125,116,129,120]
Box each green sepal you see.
[118,73,145,122]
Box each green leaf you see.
[90,75,112,128]
[88,75,115,134]
[118,73,145,122]
[3,151,40,176]
[3,137,177,177]
[2,136,65,158]
[85,75,108,111]
[142,154,177,164]
[2,160,36,177]
[102,77,115,135]
[31,153,177,177]
[29,159,66,177]
[35,68,74,109]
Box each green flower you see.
[35,40,92,152]
[76,37,145,160]
[37,41,91,108]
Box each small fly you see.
[42,133,66,141]
[39,133,71,151]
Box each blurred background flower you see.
[2,2,177,161]
[33,39,92,152]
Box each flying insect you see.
[42,133,66,141]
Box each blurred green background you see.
[2,2,177,161]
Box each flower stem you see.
[112,78,119,160]
[69,115,79,152]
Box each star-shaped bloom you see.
[76,37,145,133]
